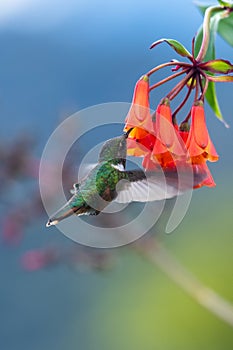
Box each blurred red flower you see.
[21,249,58,271]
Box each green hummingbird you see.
[46,129,203,227]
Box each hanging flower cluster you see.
[124,2,233,189]
[124,76,219,188]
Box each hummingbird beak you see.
[124,127,134,138]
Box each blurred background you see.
[0,0,233,349]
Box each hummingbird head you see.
[98,128,134,165]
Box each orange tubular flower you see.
[124,75,151,128]
[154,98,175,148]
[126,135,155,157]
[151,98,186,167]
[127,129,156,156]
[186,101,219,163]
[123,79,218,189]
[124,75,155,156]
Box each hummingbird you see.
[46,129,204,227]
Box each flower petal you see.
[124,75,154,133]
[155,98,174,147]
[126,138,147,157]
[154,99,186,157]
[186,101,219,162]
[192,163,216,188]
[142,153,158,170]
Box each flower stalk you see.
[149,68,189,92]
[147,61,191,77]
[195,5,224,62]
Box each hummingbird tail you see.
[46,202,78,227]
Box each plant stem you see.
[135,238,233,328]
[196,5,223,62]
[149,68,189,92]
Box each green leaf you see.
[217,0,233,7]
[206,74,233,82]
[205,81,229,127]
[150,38,192,59]
[201,59,233,73]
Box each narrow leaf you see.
[207,75,233,82]
[205,81,229,127]
[150,38,192,58]
[201,59,233,73]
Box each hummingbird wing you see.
[115,168,204,203]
